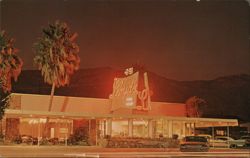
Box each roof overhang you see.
[5,109,238,127]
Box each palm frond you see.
[33,20,80,87]
[0,31,23,92]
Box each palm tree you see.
[0,79,10,129]
[185,96,206,117]
[0,30,22,136]
[0,31,23,93]
[34,20,80,112]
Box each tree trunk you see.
[48,82,55,112]
[43,82,55,140]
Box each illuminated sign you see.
[110,72,139,111]
[125,96,134,107]
[110,70,151,112]
[136,72,151,111]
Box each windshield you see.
[185,136,208,142]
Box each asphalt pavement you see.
[0,146,249,158]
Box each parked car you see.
[210,136,234,148]
[197,134,235,148]
[215,136,234,142]
[229,135,250,148]
[197,134,212,140]
[180,136,209,152]
[21,135,33,144]
[21,135,38,145]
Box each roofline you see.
[5,109,238,124]
[10,93,109,101]
[11,93,185,105]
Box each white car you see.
[210,136,234,148]
[229,135,250,148]
[197,135,234,148]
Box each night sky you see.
[1,0,250,80]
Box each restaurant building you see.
[1,71,238,145]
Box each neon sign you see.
[110,70,151,112]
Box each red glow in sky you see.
[1,0,250,80]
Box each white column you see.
[182,122,186,138]
[38,119,40,146]
[193,123,196,135]
[186,123,189,135]
[227,124,230,148]
[71,120,73,135]
[96,119,98,146]
[189,123,193,135]
[148,120,153,138]
[168,120,173,138]
[212,126,215,148]
[107,118,112,136]
[163,120,167,137]
[161,119,164,136]
[128,119,133,137]
[65,119,68,146]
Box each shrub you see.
[172,134,179,140]
[68,127,89,145]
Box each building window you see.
[111,119,128,137]
[155,119,163,138]
[19,118,73,139]
[133,119,148,137]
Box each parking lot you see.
[0,145,249,158]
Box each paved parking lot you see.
[0,146,249,158]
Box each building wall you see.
[150,102,186,117]
[17,94,111,115]
[10,93,186,117]
[3,93,239,145]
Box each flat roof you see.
[5,109,238,127]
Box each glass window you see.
[19,118,73,139]
[155,119,163,138]
[162,120,169,138]
[111,119,128,137]
[133,119,148,138]
[172,121,182,138]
